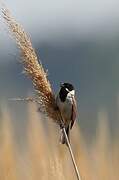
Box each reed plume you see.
[2,6,81,180]
[2,7,60,123]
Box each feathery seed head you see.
[2,7,61,124]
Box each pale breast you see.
[56,95,73,124]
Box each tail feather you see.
[60,126,70,145]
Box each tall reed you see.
[2,6,81,179]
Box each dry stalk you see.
[1,6,81,180]
[63,128,81,180]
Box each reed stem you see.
[62,127,81,180]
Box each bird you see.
[56,83,77,145]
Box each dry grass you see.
[2,7,60,122]
[0,104,119,180]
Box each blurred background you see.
[0,0,119,142]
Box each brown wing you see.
[70,97,77,129]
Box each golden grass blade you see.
[8,97,36,103]
[0,106,18,180]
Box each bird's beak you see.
[70,90,75,96]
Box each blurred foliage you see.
[0,103,119,180]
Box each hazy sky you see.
[1,0,119,39]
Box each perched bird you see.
[56,83,77,145]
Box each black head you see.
[60,83,74,91]
[59,83,74,102]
